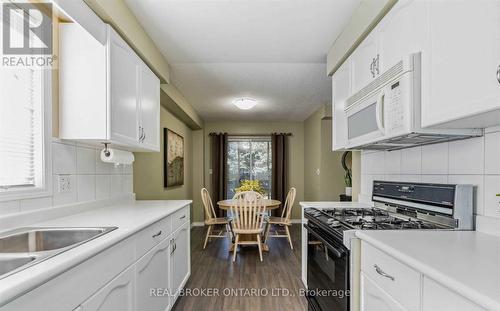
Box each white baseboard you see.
[191,222,205,227]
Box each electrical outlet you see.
[58,175,71,193]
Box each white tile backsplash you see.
[52,142,77,175]
[384,150,401,174]
[110,174,123,196]
[421,143,448,174]
[401,146,422,174]
[77,175,96,202]
[361,130,500,218]
[77,147,96,175]
[96,175,111,200]
[485,131,500,174]
[421,175,448,184]
[2,141,133,216]
[448,137,484,174]
[484,175,500,218]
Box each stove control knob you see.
[328,220,341,227]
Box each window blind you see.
[0,9,43,189]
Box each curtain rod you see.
[208,132,292,136]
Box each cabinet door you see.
[351,30,379,94]
[81,265,135,311]
[170,223,190,303]
[108,28,140,146]
[377,0,429,72]
[139,64,160,151]
[136,238,171,311]
[422,277,486,311]
[361,273,405,311]
[332,60,351,151]
[422,0,500,127]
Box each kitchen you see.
[0,0,499,311]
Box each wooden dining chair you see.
[232,191,264,202]
[201,188,231,249]
[230,197,266,262]
[264,187,296,249]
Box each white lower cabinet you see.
[170,222,190,304]
[360,272,405,311]
[81,265,136,311]
[1,206,191,311]
[136,238,171,311]
[360,241,487,311]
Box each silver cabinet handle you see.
[497,65,500,84]
[170,239,175,254]
[375,54,380,75]
[139,126,145,142]
[373,264,395,281]
[179,215,186,219]
[370,58,375,78]
[152,230,162,238]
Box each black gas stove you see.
[306,207,442,234]
[304,181,474,311]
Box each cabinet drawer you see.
[361,241,421,311]
[361,272,405,311]
[422,277,486,311]
[135,216,171,258]
[171,206,189,232]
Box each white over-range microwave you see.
[344,52,482,150]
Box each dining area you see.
[201,187,297,262]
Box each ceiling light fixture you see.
[233,98,257,110]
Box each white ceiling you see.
[125,0,361,121]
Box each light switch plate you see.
[58,175,71,193]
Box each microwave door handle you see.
[375,90,385,134]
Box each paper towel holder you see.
[103,143,111,157]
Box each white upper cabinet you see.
[59,23,160,152]
[139,64,161,151]
[332,60,351,151]
[350,30,380,95]
[331,0,500,148]
[377,0,429,73]
[422,0,500,128]
[108,28,141,147]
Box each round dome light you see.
[233,98,257,110]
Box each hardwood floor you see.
[172,224,308,311]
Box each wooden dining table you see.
[217,199,281,252]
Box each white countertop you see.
[356,230,500,310]
[0,199,192,306]
[300,201,371,209]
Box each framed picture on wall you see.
[164,128,184,187]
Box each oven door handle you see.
[304,224,345,258]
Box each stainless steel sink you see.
[0,227,117,279]
[0,255,37,276]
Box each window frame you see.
[0,69,52,202]
[226,135,273,199]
